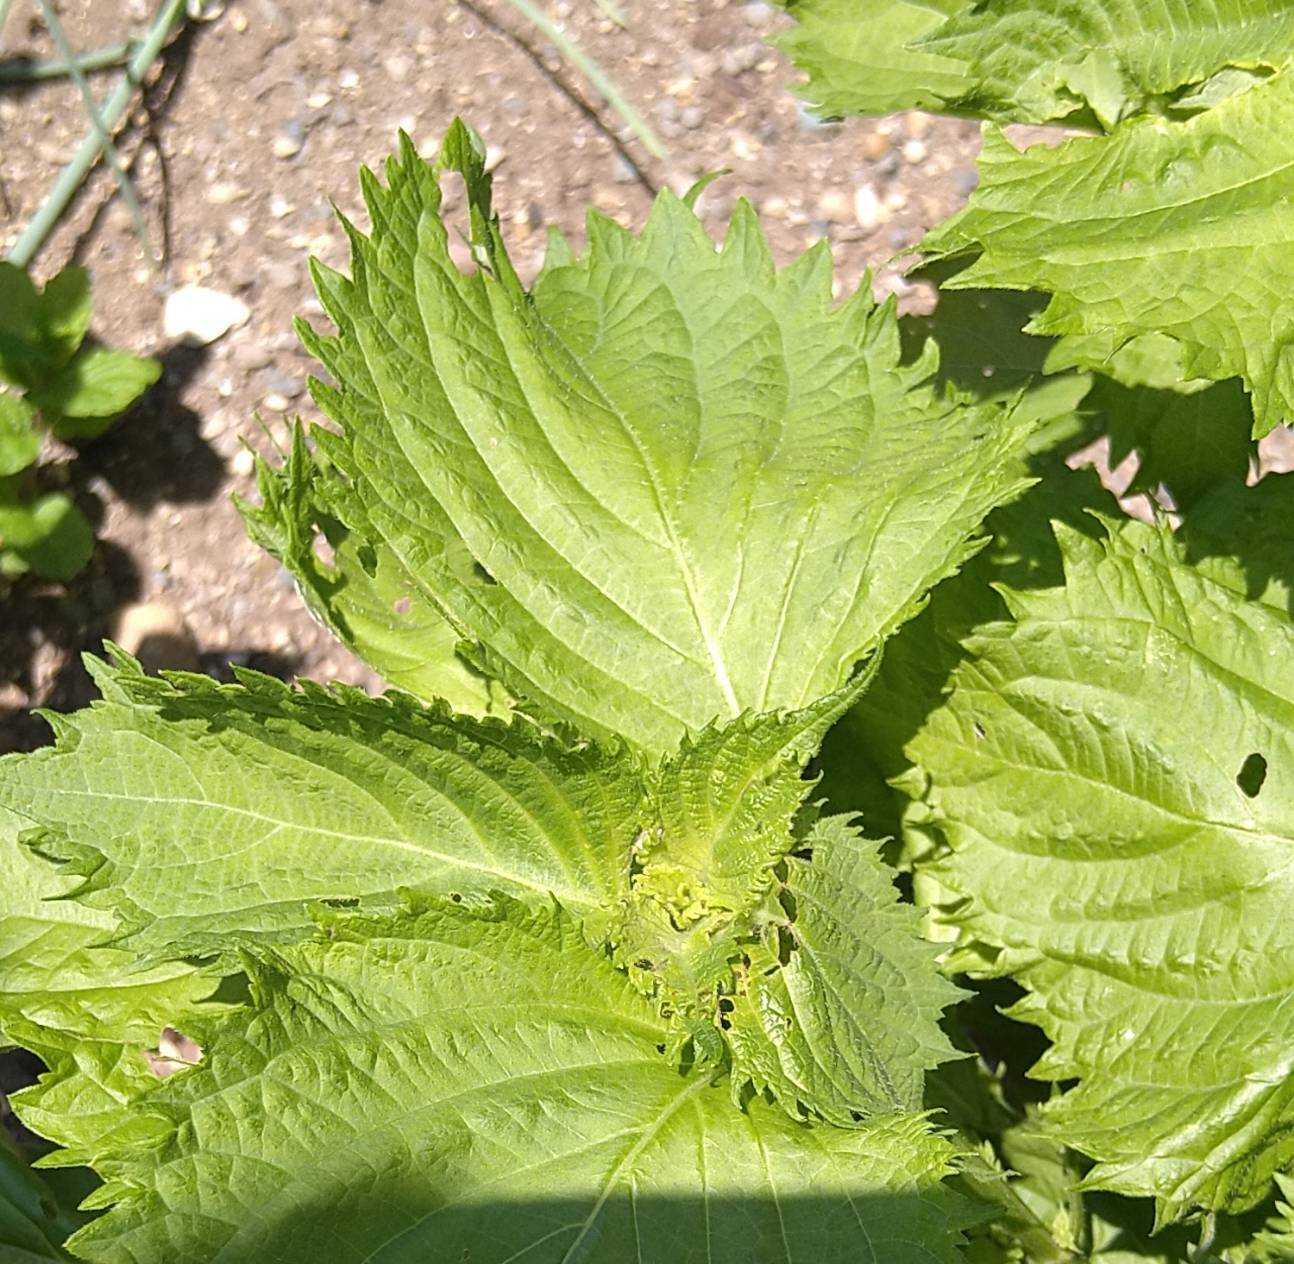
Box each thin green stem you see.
[33,0,156,264]
[500,0,666,160]
[591,0,627,28]
[6,0,185,270]
[0,39,136,81]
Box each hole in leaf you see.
[1237,752,1267,799]
[145,1027,203,1079]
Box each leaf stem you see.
[6,0,185,270]
[32,0,157,265]
[0,39,137,82]
[499,0,666,160]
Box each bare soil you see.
[0,0,981,749]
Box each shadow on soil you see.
[0,343,298,752]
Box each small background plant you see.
[0,263,157,581]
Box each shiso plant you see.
[0,263,159,582]
[2,3,1294,1257]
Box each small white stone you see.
[231,448,256,477]
[307,91,333,109]
[902,139,928,164]
[163,286,250,345]
[853,182,884,229]
[484,145,506,172]
[269,195,293,219]
[263,392,290,413]
[817,190,849,221]
[272,134,302,160]
[339,68,360,90]
[207,182,244,205]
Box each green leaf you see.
[239,427,511,715]
[35,268,92,364]
[1,655,960,1137]
[0,392,40,478]
[0,651,642,960]
[0,803,219,1169]
[0,1141,91,1262]
[292,122,1034,753]
[0,265,90,391]
[815,462,1112,846]
[1085,375,1256,510]
[920,0,1294,127]
[773,0,1294,126]
[1183,473,1294,614]
[631,676,865,924]
[31,345,161,440]
[924,72,1294,434]
[64,897,973,1264]
[726,815,963,1123]
[908,517,1294,1219]
[0,491,94,581]
[772,0,974,119]
[1246,1174,1294,1261]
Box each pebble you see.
[384,54,412,82]
[307,91,332,109]
[853,182,885,229]
[259,369,303,398]
[902,139,928,164]
[207,182,245,205]
[273,134,302,160]
[114,601,200,673]
[722,42,764,75]
[339,68,360,90]
[262,393,291,413]
[269,195,294,219]
[817,190,849,221]
[484,145,506,172]
[263,261,298,290]
[680,105,705,130]
[163,286,250,345]
[231,342,273,371]
[861,132,890,160]
[232,448,257,477]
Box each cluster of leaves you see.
[2,1,1294,1256]
[773,1,1294,1259]
[0,264,159,582]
